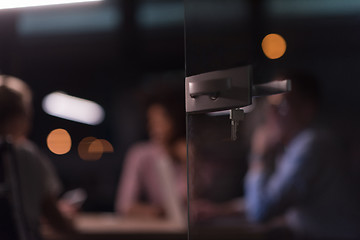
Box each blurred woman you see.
[115,89,187,224]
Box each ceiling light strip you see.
[0,0,103,10]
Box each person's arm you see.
[153,156,186,224]
[42,194,76,234]
[245,131,315,223]
[115,145,144,215]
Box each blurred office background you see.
[2,0,360,216]
[0,0,185,212]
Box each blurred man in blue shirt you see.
[245,72,360,240]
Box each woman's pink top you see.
[115,141,186,216]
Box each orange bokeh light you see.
[78,137,114,161]
[99,139,114,153]
[47,128,72,155]
[262,33,287,59]
[78,137,102,161]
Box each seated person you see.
[245,72,360,239]
[0,75,74,239]
[115,90,187,224]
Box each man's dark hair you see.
[283,71,322,105]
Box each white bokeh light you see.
[42,92,105,125]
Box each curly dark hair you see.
[145,86,186,144]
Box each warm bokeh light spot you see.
[262,33,287,59]
[78,137,103,161]
[47,128,72,155]
[99,139,114,152]
[78,137,114,161]
[88,139,104,153]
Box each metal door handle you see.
[189,77,232,98]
